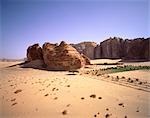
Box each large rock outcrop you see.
[123,38,150,60]
[94,37,150,61]
[100,37,123,59]
[71,42,97,59]
[27,43,43,61]
[94,45,101,59]
[42,41,85,70]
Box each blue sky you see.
[1,0,149,59]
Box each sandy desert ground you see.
[0,59,150,118]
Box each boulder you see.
[27,43,43,61]
[42,41,85,70]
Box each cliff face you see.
[26,37,150,63]
[123,38,150,60]
[71,42,97,59]
[93,37,150,60]
[99,37,124,59]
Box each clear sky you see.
[0,0,149,59]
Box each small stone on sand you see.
[62,110,67,115]
[90,94,96,98]
[44,94,49,96]
[11,102,17,106]
[14,89,22,94]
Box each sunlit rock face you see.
[27,43,43,61]
[42,41,85,70]
[71,42,97,59]
[81,54,91,65]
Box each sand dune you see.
[0,61,150,118]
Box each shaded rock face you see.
[72,42,97,59]
[123,38,150,60]
[94,37,150,61]
[27,44,43,61]
[21,59,45,69]
[143,38,150,60]
[42,41,85,70]
[94,45,101,59]
[81,54,91,65]
[100,37,123,59]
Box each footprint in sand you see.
[94,112,100,117]
[14,89,22,94]
[105,113,112,118]
[118,103,124,107]
[11,102,17,106]
[66,85,70,87]
[54,97,58,100]
[90,94,96,98]
[35,108,38,112]
[136,108,140,112]
[66,104,71,107]
[62,110,67,115]
[52,88,56,91]
[44,94,49,96]
[11,98,16,102]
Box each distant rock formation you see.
[97,37,124,59]
[27,44,43,61]
[26,37,150,70]
[71,42,97,59]
[122,38,150,60]
[94,37,150,61]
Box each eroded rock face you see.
[94,45,101,59]
[42,41,85,70]
[94,37,150,61]
[100,37,123,59]
[123,38,150,60]
[81,54,91,65]
[72,42,97,59]
[27,44,43,61]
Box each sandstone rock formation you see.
[26,37,149,71]
[81,54,91,65]
[94,37,149,61]
[94,45,101,59]
[21,59,45,69]
[27,44,43,61]
[99,37,123,59]
[123,38,150,60]
[42,41,85,70]
[71,42,97,59]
